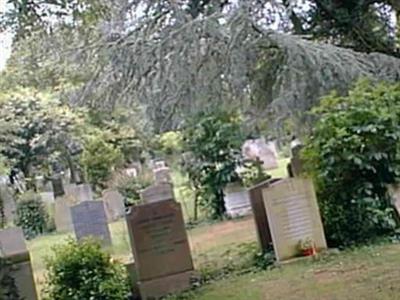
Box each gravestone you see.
[262,178,327,262]
[223,183,252,218]
[102,190,126,222]
[51,176,65,197]
[388,185,400,217]
[54,196,74,232]
[0,185,16,225]
[0,227,38,300]
[74,184,93,202]
[71,201,112,246]
[40,191,55,204]
[141,183,175,204]
[289,140,304,177]
[248,178,282,251]
[126,199,194,299]
[154,167,172,184]
[242,138,278,170]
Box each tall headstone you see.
[0,227,38,300]
[70,201,112,246]
[54,196,74,232]
[248,178,282,251]
[102,190,126,222]
[51,176,65,197]
[262,178,327,262]
[126,199,194,299]
[223,183,252,218]
[0,185,16,225]
[141,183,174,204]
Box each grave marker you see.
[126,199,194,299]
[54,196,74,232]
[224,183,252,218]
[154,167,172,184]
[141,183,174,204]
[71,201,112,246]
[0,227,38,300]
[262,178,327,262]
[0,185,16,225]
[102,190,126,222]
[51,177,65,197]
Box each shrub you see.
[182,109,245,219]
[238,159,271,188]
[15,191,48,239]
[43,239,129,300]
[303,80,400,247]
[159,131,183,155]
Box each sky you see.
[0,0,12,70]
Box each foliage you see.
[0,89,84,178]
[183,109,245,219]
[15,191,48,239]
[159,131,184,155]
[81,134,123,190]
[0,257,21,300]
[238,159,271,188]
[303,80,400,247]
[43,239,129,300]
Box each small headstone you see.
[70,201,112,246]
[126,199,194,299]
[0,227,38,300]
[102,190,126,222]
[242,138,278,170]
[262,178,327,262]
[154,167,172,183]
[223,183,252,218]
[0,185,16,225]
[51,177,65,197]
[54,196,74,232]
[74,184,93,202]
[141,183,174,203]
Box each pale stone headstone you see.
[154,167,172,183]
[0,227,38,300]
[262,178,327,262]
[141,183,174,204]
[70,201,112,246]
[40,192,55,204]
[102,190,126,222]
[224,183,252,218]
[54,196,74,232]
[126,199,194,299]
[0,185,16,225]
[242,138,278,170]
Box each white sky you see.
[0,0,12,71]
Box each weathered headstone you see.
[71,201,112,246]
[102,190,126,222]
[388,184,400,217]
[141,183,174,204]
[224,183,252,218]
[74,184,93,202]
[248,178,282,251]
[0,227,38,300]
[289,140,304,177]
[154,167,172,184]
[54,196,74,232]
[126,199,194,299]
[242,138,278,170]
[51,176,65,197]
[40,191,55,204]
[0,185,16,225]
[262,178,327,262]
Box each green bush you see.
[159,131,183,155]
[183,109,245,219]
[109,172,152,206]
[81,134,123,190]
[239,159,271,188]
[303,80,400,247]
[43,239,129,300]
[15,191,48,239]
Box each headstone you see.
[248,178,282,251]
[289,140,304,177]
[242,138,278,170]
[154,167,172,183]
[0,185,16,225]
[141,183,174,203]
[223,183,252,218]
[54,196,74,232]
[51,176,65,197]
[262,178,327,262]
[0,227,38,300]
[388,184,400,217]
[70,201,112,246]
[102,190,126,222]
[74,184,93,202]
[40,192,55,204]
[126,199,194,299]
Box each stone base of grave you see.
[138,271,194,300]
[11,261,38,300]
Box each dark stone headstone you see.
[51,177,65,197]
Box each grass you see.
[174,243,400,300]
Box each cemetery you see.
[2,2,400,300]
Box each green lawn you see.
[177,243,400,300]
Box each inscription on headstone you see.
[71,201,112,246]
[126,199,194,298]
[262,178,327,261]
[0,227,38,300]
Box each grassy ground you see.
[177,243,400,300]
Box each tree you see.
[183,109,245,219]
